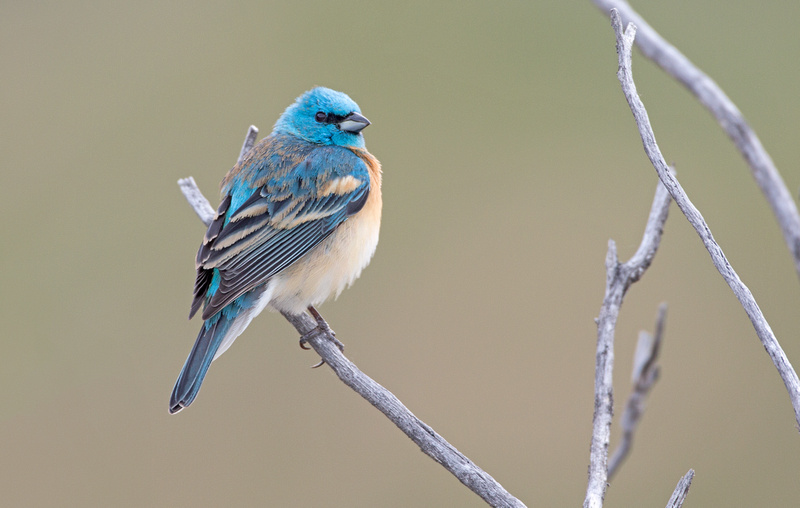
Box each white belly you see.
[266,205,381,314]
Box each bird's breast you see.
[267,149,382,314]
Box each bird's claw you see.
[299,305,345,367]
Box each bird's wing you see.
[190,146,370,320]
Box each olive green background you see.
[2,1,799,506]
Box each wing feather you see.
[190,140,370,321]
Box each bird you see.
[170,87,381,414]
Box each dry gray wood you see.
[584,180,672,508]
[281,310,526,508]
[593,0,800,281]
[665,469,695,508]
[177,177,215,226]
[609,8,800,430]
[607,303,667,479]
[239,124,259,159]
[178,126,526,508]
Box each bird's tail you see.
[169,315,232,414]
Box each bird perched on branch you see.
[170,87,382,414]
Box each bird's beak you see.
[339,112,371,133]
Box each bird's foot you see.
[298,305,345,368]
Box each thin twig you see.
[178,127,526,508]
[178,177,215,225]
[665,469,695,508]
[584,180,672,508]
[608,303,667,479]
[609,8,800,430]
[177,126,260,224]
[592,0,800,281]
[239,125,258,160]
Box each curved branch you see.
[592,0,800,280]
[178,127,526,508]
[609,9,800,428]
[584,179,672,508]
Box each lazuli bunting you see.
[170,87,382,414]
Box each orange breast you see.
[266,149,382,314]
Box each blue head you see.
[273,87,370,149]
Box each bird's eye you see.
[315,111,327,123]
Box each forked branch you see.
[593,0,800,280]
[584,180,672,508]
[609,8,800,430]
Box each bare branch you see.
[609,9,800,428]
[665,469,695,508]
[177,126,259,227]
[280,311,526,508]
[178,128,526,508]
[592,0,800,280]
[608,303,667,479]
[239,125,258,160]
[584,180,672,508]
[178,177,215,226]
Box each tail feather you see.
[169,316,231,414]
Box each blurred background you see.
[2,1,799,506]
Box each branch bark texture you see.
[593,0,800,280]
[608,303,667,479]
[665,469,695,508]
[281,311,526,508]
[584,180,672,508]
[178,127,525,508]
[609,10,800,428]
